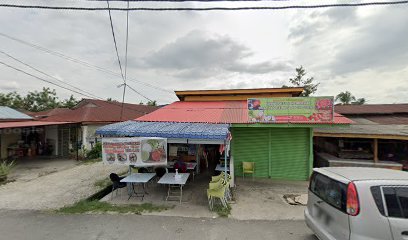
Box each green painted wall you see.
[231,127,312,180]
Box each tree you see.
[147,100,157,106]
[0,91,24,109]
[335,91,356,105]
[61,95,79,108]
[0,88,80,112]
[352,98,366,105]
[284,66,320,97]
[23,87,60,112]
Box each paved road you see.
[0,210,317,240]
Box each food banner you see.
[247,97,334,123]
[102,137,167,166]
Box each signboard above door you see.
[247,97,334,123]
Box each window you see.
[381,186,408,219]
[371,186,385,215]
[310,172,347,212]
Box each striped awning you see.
[96,121,230,140]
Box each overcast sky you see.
[0,0,407,104]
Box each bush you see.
[87,142,102,159]
[0,160,15,182]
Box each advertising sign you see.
[247,97,334,123]
[102,137,167,166]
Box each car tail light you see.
[347,182,360,216]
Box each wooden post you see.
[373,138,379,163]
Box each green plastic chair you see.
[207,181,228,210]
[242,162,255,180]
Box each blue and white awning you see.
[96,121,230,144]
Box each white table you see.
[167,162,197,180]
[121,173,156,200]
[215,164,230,172]
[157,173,190,203]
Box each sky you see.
[0,0,407,105]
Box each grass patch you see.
[213,204,231,218]
[58,200,171,214]
[94,178,111,189]
[79,158,102,165]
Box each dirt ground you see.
[103,173,308,221]
[0,161,127,210]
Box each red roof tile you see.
[137,101,352,124]
[43,99,159,123]
[335,104,408,115]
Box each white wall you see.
[81,124,104,150]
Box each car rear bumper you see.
[305,208,337,240]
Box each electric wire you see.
[0,1,407,11]
[0,32,174,94]
[0,50,101,100]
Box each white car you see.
[305,167,408,240]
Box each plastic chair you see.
[210,175,232,201]
[207,180,228,210]
[242,162,255,180]
[109,173,127,199]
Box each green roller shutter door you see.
[232,128,270,178]
[269,128,310,180]
[232,127,310,180]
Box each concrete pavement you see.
[0,210,317,240]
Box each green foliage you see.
[353,98,366,105]
[213,204,231,217]
[0,160,15,181]
[0,87,79,112]
[58,200,170,214]
[284,66,319,97]
[87,142,102,160]
[336,91,366,105]
[147,100,157,106]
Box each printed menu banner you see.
[247,97,334,123]
[102,137,167,166]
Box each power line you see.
[0,32,174,94]
[127,84,154,102]
[106,0,125,82]
[0,1,407,11]
[0,50,102,100]
[0,60,101,99]
[0,60,160,113]
[120,0,131,120]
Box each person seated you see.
[174,158,187,173]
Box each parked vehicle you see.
[305,167,408,240]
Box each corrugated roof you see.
[0,120,70,129]
[0,106,32,120]
[43,99,159,123]
[96,121,230,140]
[314,124,408,137]
[136,101,352,124]
[335,104,408,115]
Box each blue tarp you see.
[96,121,230,140]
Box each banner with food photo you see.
[248,97,334,123]
[102,137,167,166]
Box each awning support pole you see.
[374,138,379,163]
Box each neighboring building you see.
[134,88,351,181]
[0,106,68,159]
[314,104,408,170]
[41,99,160,152]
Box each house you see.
[314,104,408,170]
[98,87,352,181]
[37,99,160,155]
[0,106,68,159]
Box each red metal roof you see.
[137,101,352,124]
[335,104,408,115]
[42,99,159,123]
[0,121,70,129]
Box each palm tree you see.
[335,91,356,105]
[352,98,366,105]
